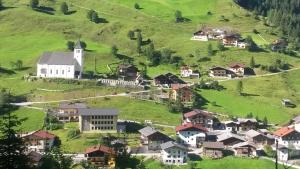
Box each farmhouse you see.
[84,145,116,168]
[154,73,186,88]
[180,66,199,78]
[229,63,245,77]
[23,130,57,153]
[232,142,257,157]
[237,118,258,131]
[202,141,225,159]
[217,133,245,146]
[222,34,248,49]
[209,67,235,78]
[37,40,84,79]
[79,108,118,133]
[245,129,274,146]
[183,109,214,129]
[160,141,188,165]
[271,39,288,51]
[223,121,239,132]
[176,123,208,147]
[117,64,140,81]
[51,102,87,122]
[138,126,173,151]
[169,85,193,103]
[191,27,226,41]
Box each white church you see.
[37,40,84,79]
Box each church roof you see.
[74,40,82,49]
[38,52,77,65]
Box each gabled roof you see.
[59,102,87,109]
[229,63,245,68]
[85,145,115,155]
[161,141,188,150]
[245,130,261,138]
[175,123,208,132]
[232,142,256,149]
[184,109,213,118]
[237,118,257,124]
[203,142,224,149]
[38,52,77,65]
[273,127,295,137]
[138,126,157,137]
[217,133,245,142]
[25,130,56,139]
[209,66,228,71]
[78,108,118,116]
[154,73,186,85]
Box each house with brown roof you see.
[222,34,248,49]
[229,63,245,77]
[170,86,193,103]
[23,130,57,153]
[84,145,116,168]
[183,109,214,129]
[209,67,235,78]
[202,142,225,159]
[217,133,245,146]
[153,73,186,88]
[117,64,140,81]
[176,123,208,147]
[237,118,258,131]
[232,142,257,157]
[138,126,173,151]
[51,102,87,122]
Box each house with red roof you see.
[273,126,300,161]
[183,109,214,129]
[22,130,57,153]
[84,145,116,168]
[175,123,208,147]
[228,63,245,77]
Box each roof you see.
[203,142,224,149]
[78,108,118,116]
[245,130,261,138]
[273,127,295,137]
[154,73,186,85]
[293,115,300,123]
[85,145,115,155]
[217,133,245,142]
[232,142,256,149]
[59,102,87,109]
[138,126,157,137]
[74,40,82,49]
[175,123,208,132]
[28,151,42,163]
[26,130,56,139]
[38,52,77,65]
[184,109,213,118]
[209,66,228,71]
[161,141,188,150]
[118,64,137,69]
[229,63,245,68]
[237,118,257,123]
[180,66,192,70]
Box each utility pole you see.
[275,139,278,169]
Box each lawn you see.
[199,69,300,125]
[143,157,288,169]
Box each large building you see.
[52,102,88,122]
[22,130,57,153]
[175,123,207,147]
[79,108,118,133]
[37,40,84,79]
[160,141,188,165]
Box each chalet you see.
[232,142,257,157]
[117,64,140,81]
[160,141,188,165]
[23,130,57,153]
[37,40,84,79]
[138,126,173,151]
[245,130,274,147]
[271,39,288,51]
[170,86,193,103]
[222,34,248,49]
[79,108,118,133]
[183,109,214,129]
[217,133,245,146]
[202,142,225,159]
[228,63,245,77]
[153,73,186,88]
[237,118,258,131]
[209,67,235,78]
[51,102,87,122]
[191,30,209,41]
[84,145,116,168]
[223,121,239,132]
[176,123,208,147]
[180,66,199,78]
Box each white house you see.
[180,66,199,78]
[160,141,188,165]
[175,123,207,147]
[228,63,245,77]
[22,130,57,153]
[37,40,84,79]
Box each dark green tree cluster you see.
[234,0,300,49]
[87,10,99,23]
[175,10,183,22]
[10,60,23,70]
[30,0,39,9]
[60,2,68,15]
[0,0,4,10]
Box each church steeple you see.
[74,40,83,49]
[74,40,84,78]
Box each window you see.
[68,67,70,72]
[50,70,53,74]
[62,70,64,75]
[56,70,58,74]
